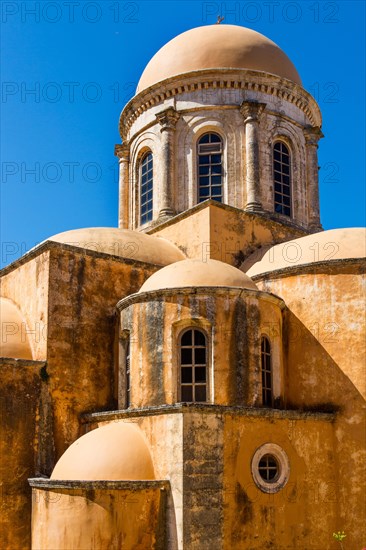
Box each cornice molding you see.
[119,69,322,139]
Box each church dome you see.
[45,227,185,266]
[51,422,155,481]
[0,297,33,360]
[243,228,366,277]
[139,258,258,293]
[137,24,301,92]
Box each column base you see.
[245,202,263,213]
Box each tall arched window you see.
[261,336,273,407]
[197,133,223,203]
[140,152,153,224]
[180,328,207,402]
[273,141,291,217]
[125,339,131,408]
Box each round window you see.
[251,444,290,493]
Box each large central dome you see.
[137,24,301,92]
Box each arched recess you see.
[130,132,157,229]
[266,120,306,225]
[171,317,213,404]
[177,117,231,212]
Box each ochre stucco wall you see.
[120,288,283,409]
[255,265,366,548]
[31,483,166,549]
[87,408,338,550]
[1,251,50,360]
[45,246,157,462]
[224,413,336,549]
[0,359,45,550]
[150,203,306,266]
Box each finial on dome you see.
[216,16,224,24]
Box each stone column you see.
[240,101,266,212]
[114,143,130,229]
[156,107,180,219]
[304,126,323,231]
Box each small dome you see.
[243,228,366,277]
[139,259,257,293]
[51,422,155,481]
[0,297,33,360]
[137,25,301,92]
[45,227,185,266]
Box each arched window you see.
[197,133,223,203]
[261,336,273,407]
[125,339,131,407]
[273,142,291,217]
[140,152,153,224]
[180,328,207,402]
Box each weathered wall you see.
[46,246,157,463]
[31,481,167,549]
[224,412,336,549]
[1,251,50,360]
[0,359,46,550]
[86,406,337,550]
[119,288,283,408]
[150,202,307,267]
[255,264,366,547]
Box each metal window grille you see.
[273,141,291,217]
[140,152,153,224]
[125,340,131,407]
[180,329,207,402]
[197,133,223,203]
[258,454,279,482]
[261,336,273,407]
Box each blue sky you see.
[1,0,365,267]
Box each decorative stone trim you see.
[156,107,180,131]
[116,286,286,312]
[250,257,365,282]
[80,402,336,424]
[28,478,169,491]
[119,69,322,139]
[304,126,324,146]
[251,443,290,493]
[240,101,266,122]
[114,143,130,160]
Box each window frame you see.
[139,150,153,225]
[261,335,273,407]
[178,327,209,403]
[196,132,224,204]
[273,140,292,218]
[118,331,131,410]
[251,443,290,493]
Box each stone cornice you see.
[119,69,322,139]
[116,286,285,312]
[251,257,365,282]
[0,240,165,277]
[28,478,169,491]
[81,403,336,425]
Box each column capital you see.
[114,143,130,161]
[240,101,266,123]
[304,126,324,146]
[156,107,180,131]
